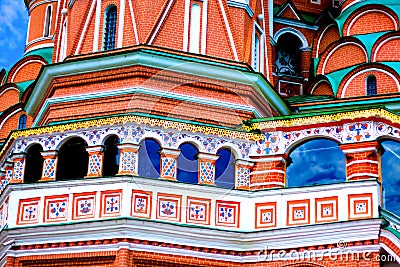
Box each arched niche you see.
[287,139,345,187]
[102,135,119,176]
[215,148,235,189]
[380,140,400,215]
[24,144,44,183]
[274,32,303,76]
[177,142,199,184]
[138,138,161,179]
[56,137,89,180]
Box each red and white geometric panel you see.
[131,190,152,219]
[315,196,338,223]
[156,193,182,222]
[72,192,96,220]
[287,199,310,226]
[44,195,69,223]
[255,202,277,229]
[17,197,40,225]
[100,190,122,218]
[348,193,373,220]
[215,200,240,228]
[186,197,211,225]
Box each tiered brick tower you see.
[0,0,399,266]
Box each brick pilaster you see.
[340,141,381,181]
[117,144,140,175]
[40,151,58,181]
[86,146,104,177]
[160,148,180,180]
[250,154,288,190]
[198,152,219,185]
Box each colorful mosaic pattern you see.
[156,193,181,222]
[12,158,25,181]
[131,190,152,218]
[349,193,373,219]
[186,197,211,225]
[17,198,40,225]
[161,158,176,179]
[44,195,69,222]
[88,154,102,176]
[42,158,56,179]
[315,197,338,223]
[215,200,240,228]
[287,199,310,226]
[73,193,96,220]
[5,169,12,182]
[255,202,276,229]
[119,151,137,174]
[101,190,122,217]
[199,161,214,184]
[236,166,250,189]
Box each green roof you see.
[286,95,334,104]
[15,80,34,96]
[24,47,53,64]
[336,1,400,35]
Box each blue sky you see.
[287,139,400,215]
[0,0,28,70]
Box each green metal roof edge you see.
[15,80,34,96]
[383,226,400,240]
[45,112,246,132]
[24,47,54,64]
[26,47,290,120]
[353,31,391,59]
[336,1,400,35]
[247,105,389,123]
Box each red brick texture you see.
[343,6,398,36]
[313,24,341,58]
[373,35,400,62]
[337,65,400,98]
[250,155,287,189]
[317,40,367,75]
[311,81,334,96]
[340,141,381,181]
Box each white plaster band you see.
[347,173,379,180]
[346,160,378,167]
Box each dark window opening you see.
[103,135,119,176]
[103,5,117,51]
[56,137,88,180]
[44,5,52,37]
[177,143,198,184]
[24,144,44,183]
[18,115,27,130]
[138,139,161,178]
[215,148,235,189]
[367,75,377,96]
[275,33,302,76]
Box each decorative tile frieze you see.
[100,190,122,217]
[287,199,310,226]
[131,190,152,219]
[186,197,211,225]
[17,197,40,225]
[215,200,240,228]
[72,192,96,220]
[44,195,69,223]
[348,193,373,220]
[255,202,277,229]
[315,196,338,223]
[156,193,182,222]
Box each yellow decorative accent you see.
[253,108,393,129]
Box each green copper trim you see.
[24,47,54,64]
[26,47,290,120]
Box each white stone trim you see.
[347,173,379,180]
[346,160,378,167]
[0,109,21,131]
[273,27,309,49]
[182,0,190,52]
[128,0,139,44]
[251,181,285,187]
[93,0,102,52]
[148,0,174,44]
[201,0,208,54]
[250,170,285,175]
[217,0,239,61]
[346,9,398,37]
[117,0,126,48]
[25,43,54,54]
[341,147,377,154]
[76,0,97,54]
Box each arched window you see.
[56,137,89,180]
[44,5,52,37]
[138,139,161,178]
[103,5,117,51]
[275,33,302,76]
[18,115,27,129]
[177,143,198,184]
[189,4,201,53]
[103,135,119,176]
[215,148,235,189]
[367,75,377,96]
[24,144,44,183]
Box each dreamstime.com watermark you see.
[257,240,399,262]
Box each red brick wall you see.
[338,70,399,98]
[26,2,57,49]
[318,43,366,74]
[374,37,400,62]
[312,81,334,96]
[314,25,340,58]
[11,62,44,84]
[346,10,397,36]
[0,89,19,111]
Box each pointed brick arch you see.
[313,24,340,58]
